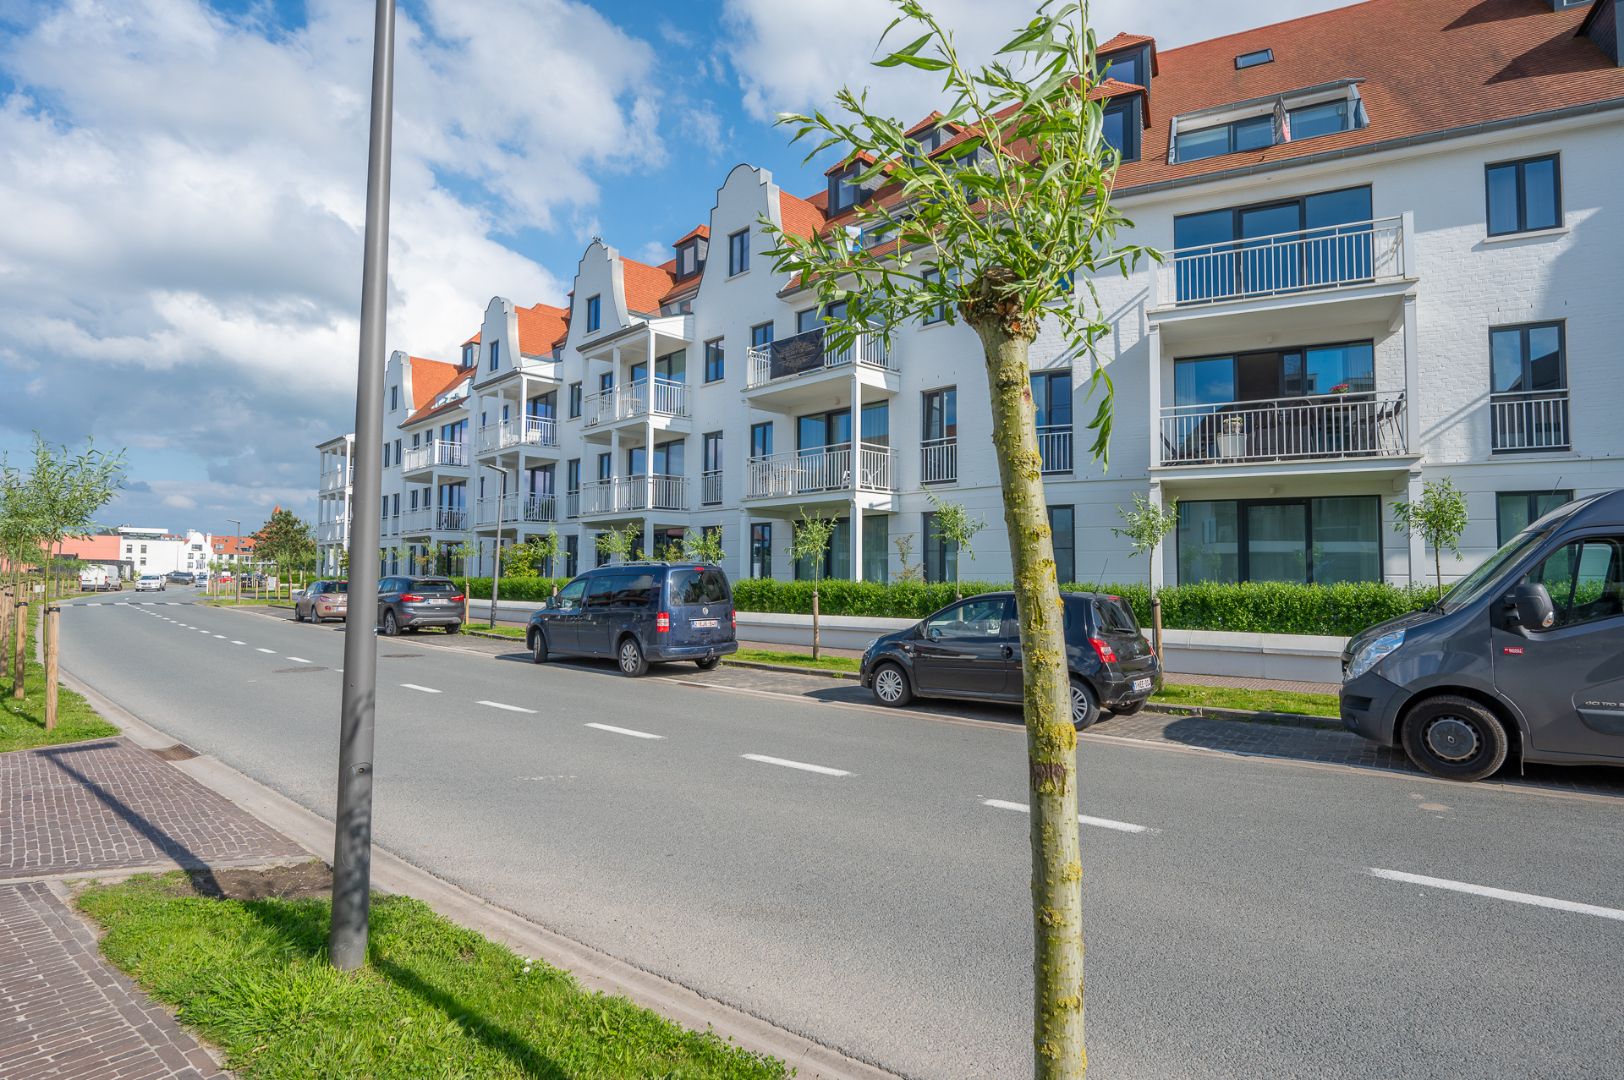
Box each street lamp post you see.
[480,464,506,628]
[330,0,395,973]
[226,519,241,603]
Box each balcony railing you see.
[1158,390,1408,466]
[320,466,352,492]
[401,507,468,534]
[744,444,896,499]
[1491,390,1569,453]
[583,378,689,427]
[745,327,894,388]
[402,440,468,472]
[476,417,559,454]
[500,492,557,524]
[1158,216,1406,307]
[316,519,348,543]
[702,469,723,505]
[565,491,580,519]
[581,475,688,515]
[921,437,958,484]
[1037,426,1073,474]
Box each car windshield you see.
[1439,526,1553,613]
[410,579,457,595]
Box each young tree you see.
[23,436,126,599]
[685,526,726,565]
[928,494,986,599]
[892,531,923,582]
[1394,478,1469,599]
[1111,492,1178,596]
[761,4,1152,1072]
[595,521,642,565]
[790,509,839,660]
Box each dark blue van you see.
[526,562,737,675]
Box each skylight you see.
[1235,48,1273,70]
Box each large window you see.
[728,229,750,275]
[750,421,773,459]
[1490,321,1568,452]
[750,321,774,349]
[1173,186,1373,301]
[585,295,601,333]
[1102,99,1140,163]
[1174,341,1375,407]
[923,387,957,441]
[1175,96,1361,163]
[704,339,725,382]
[1486,155,1560,237]
[1031,371,1072,473]
[1176,496,1382,584]
[1496,490,1572,546]
[923,512,958,584]
[750,523,772,578]
[1098,45,1147,87]
[1049,505,1076,585]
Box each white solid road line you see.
[256,648,275,654]
[213,634,226,639]
[230,640,245,645]
[741,753,851,777]
[586,723,663,740]
[286,656,312,664]
[477,700,536,713]
[1368,868,1624,923]
[982,798,1152,835]
[401,684,441,694]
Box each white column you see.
[1401,292,1419,455]
[737,508,752,581]
[1404,469,1426,586]
[850,368,863,580]
[645,323,657,560]
[1148,481,1168,590]
[1146,324,1163,468]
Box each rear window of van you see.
[670,567,729,606]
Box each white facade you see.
[317,433,354,574]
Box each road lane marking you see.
[230,640,246,645]
[286,656,312,664]
[213,634,226,639]
[1368,868,1624,923]
[741,754,851,777]
[401,684,441,694]
[586,723,663,740]
[477,700,535,713]
[982,798,1151,835]
[256,648,275,654]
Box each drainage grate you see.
[149,744,199,761]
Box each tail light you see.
[450,594,465,603]
[400,593,422,603]
[655,612,670,633]
[1089,637,1117,664]
[730,609,736,629]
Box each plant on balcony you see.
[594,521,642,565]
[760,4,1153,1069]
[1110,492,1179,654]
[928,494,985,600]
[1393,477,1468,600]
[789,510,839,659]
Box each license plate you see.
[423,598,445,606]
[1132,677,1152,694]
[691,618,719,629]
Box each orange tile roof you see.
[778,190,827,240]
[213,536,254,556]
[406,356,463,411]
[462,331,481,346]
[515,302,569,356]
[401,371,472,428]
[1099,32,1157,68]
[674,224,710,245]
[903,111,945,137]
[620,256,677,315]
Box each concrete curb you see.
[56,666,902,1080]
[724,658,861,681]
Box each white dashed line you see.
[401,684,441,694]
[286,656,312,664]
[741,754,851,777]
[1368,868,1624,923]
[982,799,1151,835]
[585,723,663,740]
[256,648,275,654]
[477,700,535,713]
[230,640,246,645]
[212,634,226,639]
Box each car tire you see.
[617,636,648,677]
[382,610,399,637]
[529,629,549,664]
[446,623,461,635]
[1070,679,1101,730]
[871,662,913,707]
[1111,699,1147,718]
[694,656,720,671]
[1400,695,1509,782]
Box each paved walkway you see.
[1,738,308,1078]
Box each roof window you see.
[1235,48,1273,69]
[1170,83,1367,164]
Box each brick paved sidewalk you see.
[1,738,311,1077]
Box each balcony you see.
[401,440,468,476]
[320,466,352,492]
[475,417,559,456]
[402,507,469,535]
[1037,426,1072,474]
[565,491,580,519]
[1491,390,1570,453]
[1158,390,1409,468]
[701,470,723,506]
[581,475,688,516]
[316,518,348,544]
[744,444,895,500]
[1157,217,1407,308]
[743,327,899,411]
[474,493,558,528]
[583,379,688,429]
[921,437,958,484]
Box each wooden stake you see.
[44,606,59,730]
[12,601,27,699]
[0,588,11,682]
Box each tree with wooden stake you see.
[928,493,986,599]
[595,521,642,565]
[1111,491,1178,656]
[684,527,726,565]
[23,436,125,602]
[1394,477,1469,600]
[790,509,839,660]
[760,3,1153,1073]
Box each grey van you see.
[1341,489,1624,781]
[526,562,737,675]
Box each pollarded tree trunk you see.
[969,309,1087,1079]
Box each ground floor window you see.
[1176,495,1381,584]
[1496,489,1573,545]
[1049,505,1075,585]
[563,535,578,577]
[864,515,888,583]
[791,516,889,581]
[923,511,957,584]
[750,523,772,578]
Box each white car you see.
[134,575,166,592]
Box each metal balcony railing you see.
[500,492,557,524]
[580,475,688,514]
[1158,216,1406,307]
[565,491,580,518]
[745,327,893,388]
[920,437,957,484]
[701,470,723,505]
[583,378,689,426]
[1037,426,1073,474]
[402,440,468,472]
[320,466,352,491]
[1490,390,1570,453]
[1158,390,1408,466]
[744,444,896,499]
[316,519,348,543]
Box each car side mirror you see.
[927,626,942,641]
[1509,583,1556,630]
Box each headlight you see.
[863,637,879,655]
[1346,629,1404,680]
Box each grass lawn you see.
[77,870,785,1080]
[0,609,119,753]
[469,624,527,639]
[729,648,860,674]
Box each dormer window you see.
[828,163,869,214]
[675,237,706,279]
[1171,83,1366,164]
[1102,99,1141,163]
[461,342,477,366]
[1098,44,1150,88]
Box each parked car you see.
[860,591,1161,729]
[193,572,209,587]
[165,570,193,584]
[377,576,464,635]
[134,574,166,592]
[1342,489,1624,782]
[79,566,114,592]
[527,562,737,675]
[295,579,348,623]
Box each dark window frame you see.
[1488,320,1567,393]
[1102,98,1141,163]
[488,339,500,372]
[568,381,582,418]
[728,229,750,275]
[1049,505,1076,585]
[1485,153,1562,237]
[585,294,601,333]
[704,338,725,382]
[1496,490,1574,546]
[750,421,773,459]
[1235,48,1274,69]
[750,523,772,579]
[1176,495,1384,585]
[750,321,774,348]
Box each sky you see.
[0,0,1357,535]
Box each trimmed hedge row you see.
[469,574,1435,636]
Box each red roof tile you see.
[620,257,677,315]
[515,302,569,356]
[402,371,473,428]
[903,111,945,137]
[778,190,827,240]
[674,224,710,245]
[462,330,481,346]
[406,356,462,412]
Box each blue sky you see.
[0,0,1351,534]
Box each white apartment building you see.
[316,433,354,574]
[322,0,1624,590]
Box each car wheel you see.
[1111,699,1147,717]
[694,656,720,671]
[382,610,399,636]
[1070,679,1101,730]
[617,636,648,677]
[872,662,912,707]
[529,629,549,664]
[446,623,461,635]
[1400,695,1509,782]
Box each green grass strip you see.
[0,608,119,753]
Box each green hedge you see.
[470,574,1434,636]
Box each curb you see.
[724,658,861,681]
[56,666,901,1080]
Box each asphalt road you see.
[59,590,1624,1079]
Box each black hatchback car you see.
[527,562,737,675]
[377,575,465,635]
[860,591,1161,728]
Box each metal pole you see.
[330,0,395,973]
[481,464,504,628]
[227,519,241,603]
